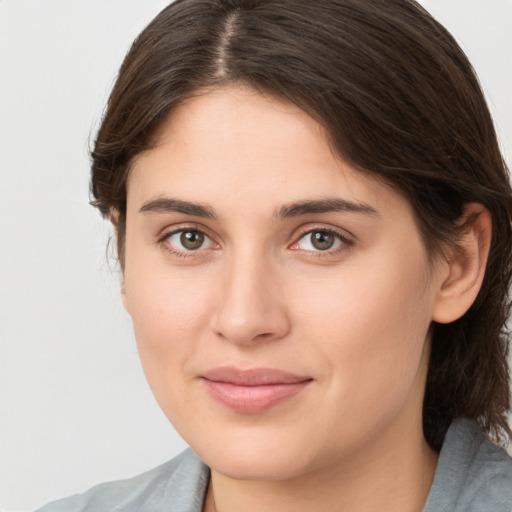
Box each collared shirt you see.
[36,419,512,512]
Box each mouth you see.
[200,366,313,413]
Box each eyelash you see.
[156,225,353,259]
[157,224,217,259]
[290,227,353,256]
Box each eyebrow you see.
[138,196,379,220]
[276,198,379,219]
[139,198,217,219]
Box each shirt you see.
[35,418,512,511]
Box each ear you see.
[432,203,492,324]
[109,208,128,309]
[109,208,119,229]
[120,280,127,309]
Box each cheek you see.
[293,250,433,412]
[123,271,218,438]
[123,261,215,392]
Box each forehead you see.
[128,86,411,222]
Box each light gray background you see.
[0,1,510,511]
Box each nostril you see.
[254,332,273,340]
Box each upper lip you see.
[200,366,312,386]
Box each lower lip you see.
[201,379,312,413]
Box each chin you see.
[187,424,321,481]
[205,449,312,482]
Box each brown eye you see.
[164,229,214,252]
[180,231,205,250]
[296,230,344,252]
[311,231,335,250]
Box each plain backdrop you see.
[0,1,510,511]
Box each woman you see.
[37,0,512,510]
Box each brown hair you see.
[90,0,512,449]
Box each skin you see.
[121,86,490,512]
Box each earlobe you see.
[109,208,120,229]
[109,208,128,310]
[432,203,492,324]
[121,280,128,311]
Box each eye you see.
[295,229,346,252]
[164,229,215,252]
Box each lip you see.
[200,366,313,413]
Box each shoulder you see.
[424,419,512,512]
[35,448,209,512]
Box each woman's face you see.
[123,86,445,480]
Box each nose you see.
[209,252,291,345]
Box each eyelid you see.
[156,223,220,257]
[288,224,355,252]
[156,222,216,242]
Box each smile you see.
[200,366,313,413]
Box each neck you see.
[204,420,438,512]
